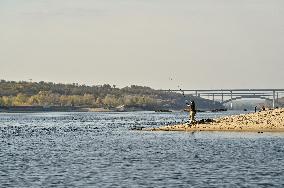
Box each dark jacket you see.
[190,101,196,112]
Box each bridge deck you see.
[162,89,284,109]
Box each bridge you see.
[163,89,284,109]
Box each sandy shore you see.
[142,108,284,132]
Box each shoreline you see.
[0,106,149,113]
[142,108,284,132]
[142,127,284,133]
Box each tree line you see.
[0,80,223,110]
[0,91,157,108]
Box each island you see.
[142,108,284,132]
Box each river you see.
[1,111,283,187]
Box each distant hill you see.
[0,80,223,111]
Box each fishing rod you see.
[168,77,191,124]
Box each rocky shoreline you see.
[142,108,284,132]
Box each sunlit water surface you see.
[1,111,284,187]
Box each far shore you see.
[0,106,168,113]
[0,106,222,113]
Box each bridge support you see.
[273,90,275,108]
[230,91,233,109]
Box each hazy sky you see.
[1,0,283,89]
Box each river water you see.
[0,111,283,187]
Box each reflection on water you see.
[0,111,283,187]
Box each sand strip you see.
[142,108,284,132]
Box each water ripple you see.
[0,111,284,187]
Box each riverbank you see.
[0,106,119,113]
[0,106,165,113]
[142,108,284,132]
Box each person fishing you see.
[187,100,196,124]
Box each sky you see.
[0,0,284,89]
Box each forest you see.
[0,80,223,110]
